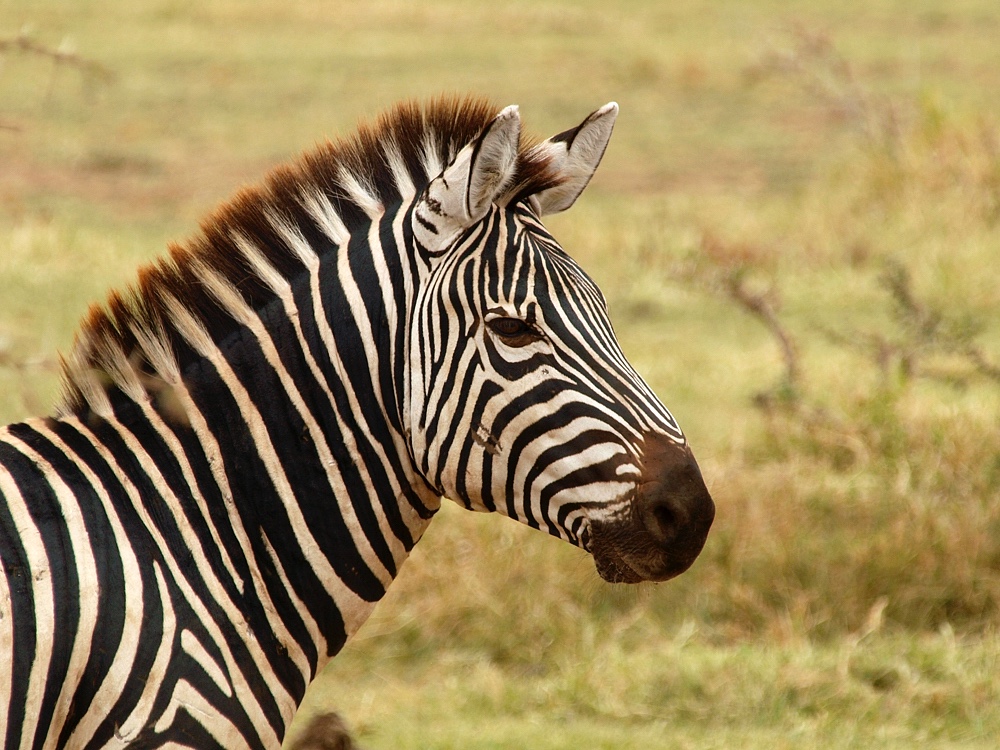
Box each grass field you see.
[2,1,1000,747]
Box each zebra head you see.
[406,104,715,583]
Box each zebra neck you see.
[40,236,438,676]
[180,238,442,637]
[158,247,441,651]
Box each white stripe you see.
[110,561,175,745]
[15,425,147,748]
[425,325,481,483]
[382,138,416,199]
[528,440,632,526]
[133,399,245,593]
[420,130,443,177]
[181,628,233,697]
[130,319,324,670]
[335,223,433,546]
[78,409,297,728]
[0,567,9,744]
[367,217,442,530]
[336,167,383,219]
[0,460,19,743]
[299,188,349,246]
[260,531,328,677]
[59,344,114,419]
[264,210,319,271]
[96,412,298,710]
[100,412,300,705]
[90,331,147,403]
[129,316,180,385]
[60,416,283,747]
[127,319,247,592]
[271,213,437,539]
[537,256,678,437]
[3,443,101,750]
[153,679,251,750]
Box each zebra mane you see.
[57,96,563,419]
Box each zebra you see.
[0,96,715,749]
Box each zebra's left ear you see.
[529,102,618,216]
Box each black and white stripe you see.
[0,97,713,749]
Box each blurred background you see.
[2,1,999,747]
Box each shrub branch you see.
[724,272,801,400]
[0,31,112,81]
[0,29,113,130]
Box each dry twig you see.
[0,29,113,129]
[724,273,801,397]
[0,30,113,81]
[745,26,902,153]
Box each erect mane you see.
[57,96,563,419]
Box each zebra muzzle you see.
[591,436,714,583]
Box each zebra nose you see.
[637,436,715,564]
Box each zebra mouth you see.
[589,518,706,584]
[589,521,675,584]
[591,540,646,584]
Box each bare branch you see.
[818,262,1000,388]
[724,273,801,399]
[676,233,801,405]
[0,30,113,82]
[965,345,1000,383]
[745,26,902,153]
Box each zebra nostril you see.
[639,494,685,544]
[651,502,679,541]
[635,437,715,552]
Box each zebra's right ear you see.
[413,105,521,255]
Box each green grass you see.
[3,0,1000,747]
[296,617,1000,749]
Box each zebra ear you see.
[530,102,618,216]
[413,105,522,252]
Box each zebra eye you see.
[486,317,540,347]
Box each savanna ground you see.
[2,1,999,747]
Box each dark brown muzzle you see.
[591,434,715,583]
[635,436,715,579]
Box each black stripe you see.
[7,436,82,750]
[454,379,501,512]
[530,428,634,540]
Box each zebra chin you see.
[588,437,715,584]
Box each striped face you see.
[410,204,670,506]
[404,102,714,583]
[408,212,713,582]
[404,104,715,582]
